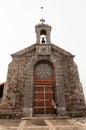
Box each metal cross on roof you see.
[40,7,45,24]
[40,18,45,24]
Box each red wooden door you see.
[34,85,55,114]
[34,61,55,115]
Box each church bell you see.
[41,37,45,44]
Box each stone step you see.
[17,126,78,130]
[18,126,49,130]
[54,126,78,130]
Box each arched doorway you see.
[33,60,56,115]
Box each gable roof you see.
[11,43,74,58]
[11,44,36,57]
[51,44,74,57]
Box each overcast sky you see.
[0,0,86,100]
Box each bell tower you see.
[35,22,52,44]
[35,13,52,55]
[35,19,52,44]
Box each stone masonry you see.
[0,22,86,118]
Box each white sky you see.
[0,0,86,100]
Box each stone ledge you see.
[0,112,23,119]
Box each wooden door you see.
[34,61,55,115]
[34,85,55,114]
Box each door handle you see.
[37,99,41,102]
[49,98,51,102]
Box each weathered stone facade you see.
[0,22,86,118]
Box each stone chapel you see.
[0,20,86,118]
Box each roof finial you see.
[40,7,45,24]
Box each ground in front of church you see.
[0,117,86,130]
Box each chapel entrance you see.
[34,60,56,115]
[34,85,55,114]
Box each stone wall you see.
[0,44,86,118]
[60,56,85,116]
[1,48,36,114]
